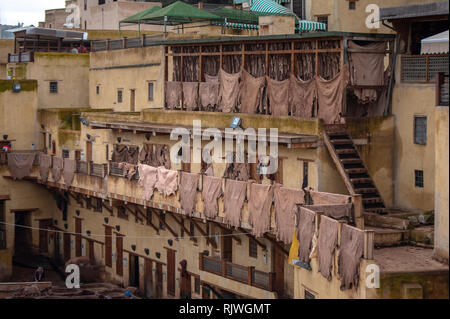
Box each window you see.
[93,198,102,213]
[305,289,316,299]
[98,0,105,5]
[415,170,424,188]
[117,90,123,103]
[302,161,309,188]
[317,16,328,30]
[62,149,70,159]
[148,82,154,101]
[414,116,427,145]
[190,221,195,237]
[159,212,166,230]
[49,81,58,94]
[84,0,87,10]
[249,238,258,258]
[349,1,356,10]
[194,277,200,294]
[96,85,100,95]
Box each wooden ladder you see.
[323,125,387,214]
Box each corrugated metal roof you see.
[380,1,449,20]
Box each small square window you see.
[96,85,100,95]
[415,170,424,188]
[414,116,427,145]
[117,90,123,103]
[317,16,328,30]
[349,1,356,10]
[62,149,70,158]
[249,238,258,258]
[148,82,154,101]
[50,81,58,94]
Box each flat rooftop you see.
[374,246,448,274]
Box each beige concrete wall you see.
[90,46,164,112]
[434,106,448,263]
[0,80,41,150]
[392,56,436,212]
[307,0,438,33]
[0,40,14,80]
[79,0,162,31]
[259,16,296,36]
[7,53,90,109]
[44,8,70,29]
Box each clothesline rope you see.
[0,221,253,240]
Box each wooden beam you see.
[102,202,113,215]
[264,234,288,256]
[171,214,197,244]
[213,222,241,245]
[239,228,266,251]
[191,218,217,249]
[68,192,83,208]
[151,209,179,240]
[123,204,143,224]
[136,206,159,234]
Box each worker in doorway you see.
[78,44,88,54]
[34,266,45,282]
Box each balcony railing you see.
[76,160,89,175]
[91,34,164,52]
[109,162,124,177]
[90,163,108,178]
[401,54,449,83]
[199,253,274,291]
[8,51,34,63]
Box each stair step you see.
[363,197,383,204]
[336,149,357,154]
[355,187,378,193]
[340,158,362,164]
[346,168,368,174]
[331,139,353,145]
[365,207,388,214]
[367,227,409,247]
[351,178,373,184]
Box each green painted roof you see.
[213,7,276,23]
[120,6,162,24]
[141,1,223,24]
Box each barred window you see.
[49,81,58,94]
[415,170,424,188]
[117,90,123,103]
[148,82,154,101]
[249,238,258,258]
[414,116,427,145]
[349,1,356,10]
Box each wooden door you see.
[116,234,123,276]
[88,240,95,263]
[105,226,112,267]
[156,263,163,299]
[273,245,285,297]
[180,273,191,299]
[39,219,51,253]
[86,141,92,162]
[129,254,140,288]
[166,249,176,296]
[144,259,153,299]
[75,218,82,257]
[221,229,233,262]
[63,232,71,261]
[130,89,136,112]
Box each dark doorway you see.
[144,259,153,299]
[156,263,163,299]
[129,253,140,288]
[166,249,176,296]
[202,287,211,299]
[63,232,71,262]
[116,233,123,276]
[130,89,136,112]
[272,245,285,297]
[75,218,82,257]
[38,219,52,254]
[14,212,32,256]
[54,231,61,264]
[105,226,112,267]
[221,229,233,262]
[88,239,95,263]
[180,272,191,299]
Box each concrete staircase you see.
[323,125,386,214]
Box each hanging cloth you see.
[338,224,364,290]
[297,207,316,265]
[138,164,158,201]
[218,69,241,113]
[111,145,128,163]
[305,204,353,222]
[223,179,248,229]
[201,175,223,219]
[289,74,316,118]
[248,183,273,237]
[266,77,290,116]
[63,158,76,186]
[274,184,305,244]
[238,70,265,114]
[155,167,178,197]
[183,82,199,111]
[166,81,182,109]
[127,146,139,165]
[39,153,52,182]
[199,82,220,111]
[52,156,64,183]
[310,190,351,205]
[179,172,200,217]
[7,153,35,180]
[316,66,349,124]
[317,215,339,281]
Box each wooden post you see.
[221,260,226,277]
[269,272,275,292]
[123,37,127,49]
[142,34,146,47]
[363,230,375,260]
[106,39,110,51]
[352,194,364,229]
[248,266,254,286]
